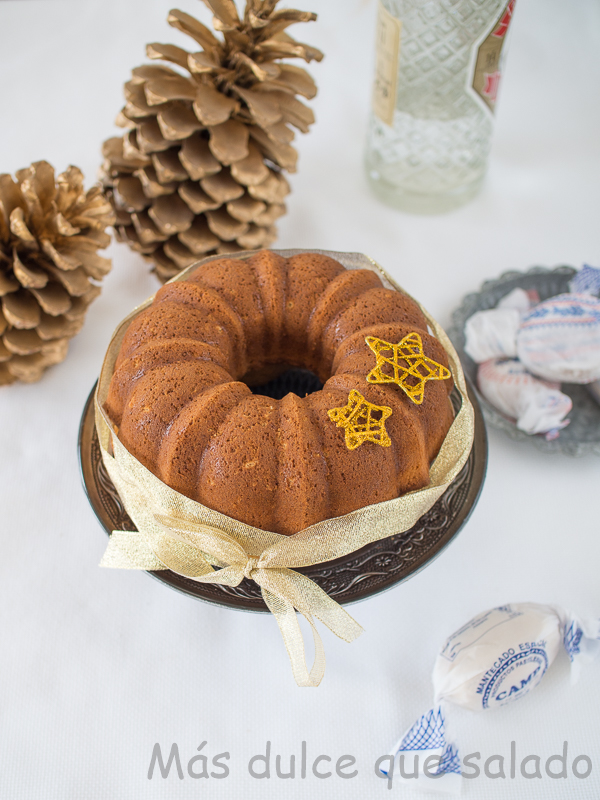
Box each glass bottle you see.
[365,0,516,214]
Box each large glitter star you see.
[327,389,392,451]
[365,332,451,405]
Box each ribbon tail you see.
[260,586,326,688]
[279,569,364,643]
[256,568,363,687]
[100,531,166,570]
[259,567,363,643]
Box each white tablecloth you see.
[1,1,599,797]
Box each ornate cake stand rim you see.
[79,376,487,613]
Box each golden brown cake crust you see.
[106,251,454,535]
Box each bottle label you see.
[471,0,516,114]
[372,1,402,126]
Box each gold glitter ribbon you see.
[94,250,475,687]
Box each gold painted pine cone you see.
[100,0,322,283]
[0,161,114,385]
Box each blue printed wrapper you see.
[382,603,600,794]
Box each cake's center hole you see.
[243,366,324,400]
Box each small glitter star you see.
[365,332,451,405]
[327,389,392,451]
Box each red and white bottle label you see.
[472,0,516,113]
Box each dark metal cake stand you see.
[79,370,487,612]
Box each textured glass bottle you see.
[365,0,515,214]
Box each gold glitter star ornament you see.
[366,332,451,405]
[327,389,392,450]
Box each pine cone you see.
[0,161,114,385]
[100,0,323,283]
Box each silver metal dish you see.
[448,266,600,457]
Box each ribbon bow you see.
[102,514,363,687]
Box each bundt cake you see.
[105,250,454,535]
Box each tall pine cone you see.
[101,0,323,283]
[0,161,114,385]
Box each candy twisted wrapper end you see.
[464,307,521,364]
[569,264,600,296]
[562,613,600,684]
[382,705,461,794]
[93,252,474,686]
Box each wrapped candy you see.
[477,358,572,437]
[380,603,600,792]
